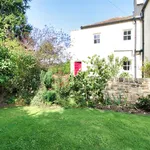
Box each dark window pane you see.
[94,34,100,44]
[123,66,126,70]
[123,61,131,70]
[128,61,131,65]
[124,36,127,40]
[123,61,127,65]
[128,31,131,35]
[128,36,131,40]
[124,31,127,35]
[94,40,97,43]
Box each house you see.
[70,0,149,78]
[142,0,150,61]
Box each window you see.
[94,34,100,44]
[123,30,131,40]
[123,61,131,71]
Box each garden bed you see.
[97,105,150,115]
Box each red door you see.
[74,62,82,76]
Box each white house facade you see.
[142,0,150,61]
[69,0,149,78]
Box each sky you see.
[26,0,134,34]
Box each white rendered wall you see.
[70,20,142,78]
[144,1,150,61]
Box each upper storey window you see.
[94,34,100,44]
[123,30,131,40]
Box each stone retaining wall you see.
[104,78,150,104]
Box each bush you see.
[119,72,131,78]
[43,90,56,103]
[57,97,78,108]
[44,71,53,89]
[0,41,41,104]
[136,95,150,112]
[142,60,150,78]
[0,46,14,85]
[103,93,127,106]
[54,75,70,98]
[68,54,123,108]
[31,85,47,106]
[50,61,70,75]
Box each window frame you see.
[123,30,132,41]
[94,33,100,44]
[123,60,131,71]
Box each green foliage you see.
[0,0,32,40]
[0,46,14,85]
[43,90,56,103]
[54,75,70,98]
[8,49,40,96]
[50,61,70,75]
[31,86,47,106]
[68,54,123,108]
[69,72,90,107]
[53,74,72,107]
[44,71,53,89]
[0,40,41,104]
[119,72,131,78]
[57,97,78,108]
[103,93,127,106]
[40,70,46,83]
[142,60,150,78]
[136,95,150,112]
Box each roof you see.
[81,16,137,29]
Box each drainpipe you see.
[141,11,145,78]
[134,17,137,79]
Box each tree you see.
[0,0,32,40]
[30,26,71,68]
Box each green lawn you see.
[0,107,150,150]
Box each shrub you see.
[54,75,70,98]
[57,97,78,108]
[43,90,56,103]
[119,72,131,78]
[68,54,123,108]
[142,60,150,78]
[136,95,150,112]
[40,70,46,83]
[44,71,53,89]
[31,85,47,106]
[0,41,41,104]
[8,49,41,97]
[50,61,70,75]
[103,93,127,106]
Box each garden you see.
[1,0,150,112]
[1,0,150,149]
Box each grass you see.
[0,107,150,150]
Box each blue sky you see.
[26,0,134,34]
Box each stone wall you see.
[104,78,150,104]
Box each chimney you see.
[133,0,144,17]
